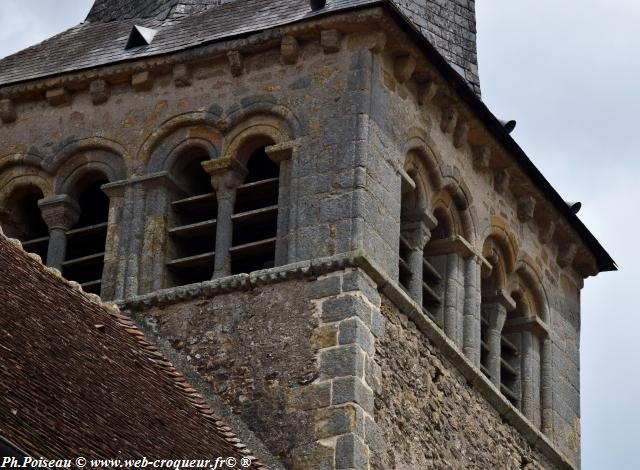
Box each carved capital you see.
[557,243,578,268]
[227,50,243,77]
[173,64,192,87]
[202,158,248,193]
[0,99,17,123]
[440,105,458,134]
[281,35,300,65]
[482,289,517,315]
[472,146,491,170]
[401,208,437,249]
[394,55,416,83]
[90,79,110,105]
[38,195,80,231]
[518,195,537,222]
[504,315,549,338]
[494,169,510,195]
[265,140,296,164]
[320,29,342,54]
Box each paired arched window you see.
[60,175,110,295]
[166,150,218,285]
[0,186,49,260]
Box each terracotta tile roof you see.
[0,232,266,466]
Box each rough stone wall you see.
[373,297,554,469]
[392,0,480,93]
[130,279,319,465]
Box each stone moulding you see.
[120,250,576,470]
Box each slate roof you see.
[0,0,379,87]
[0,233,265,465]
[86,0,235,22]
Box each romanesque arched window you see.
[0,186,49,260]
[230,146,280,274]
[61,175,110,294]
[166,149,217,286]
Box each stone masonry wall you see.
[373,296,554,469]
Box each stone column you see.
[482,290,516,388]
[38,195,80,270]
[541,336,553,436]
[400,208,437,306]
[463,255,482,366]
[520,329,535,419]
[202,157,248,279]
[100,180,127,300]
[266,141,296,267]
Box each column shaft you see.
[463,256,482,366]
[486,303,507,387]
[46,228,68,270]
[213,190,237,278]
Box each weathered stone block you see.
[394,55,416,83]
[335,433,368,470]
[311,324,339,349]
[339,318,374,356]
[227,50,243,76]
[281,35,299,65]
[321,29,342,54]
[321,295,373,325]
[131,71,153,92]
[90,79,110,105]
[46,87,71,106]
[291,442,334,470]
[314,405,360,439]
[288,382,331,411]
[173,63,192,87]
[332,376,374,414]
[320,344,365,379]
[342,269,380,306]
[0,99,16,123]
[310,275,342,299]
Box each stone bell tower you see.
[0,0,614,468]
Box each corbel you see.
[472,146,491,170]
[227,50,243,77]
[46,87,71,107]
[394,54,416,83]
[494,169,510,195]
[453,120,469,149]
[320,29,342,54]
[173,64,192,88]
[0,99,16,123]
[557,243,578,268]
[440,105,458,134]
[538,219,556,244]
[366,31,387,53]
[90,79,110,105]
[417,79,438,106]
[131,71,153,92]
[281,35,300,65]
[517,195,537,222]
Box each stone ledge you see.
[119,250,576,469]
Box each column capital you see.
[38,195,80,231]
[202,157,248,192]
[265,140,297,163]
[504,315,549,338]
[482,288,517,313]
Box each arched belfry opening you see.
[62,175,110,295]
[166,149,217,286]
[0,186,49,260]
[230,146,280,274]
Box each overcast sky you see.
[0,1,637,468]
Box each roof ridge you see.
[0,227,268,469]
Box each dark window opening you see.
[1,187,49,261]
[231,146,279,274]
[500,331,520,407]
[167,152,216,286]
[422,210,448,322]
[63,179,109,295]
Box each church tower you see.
[0,1,614,468]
